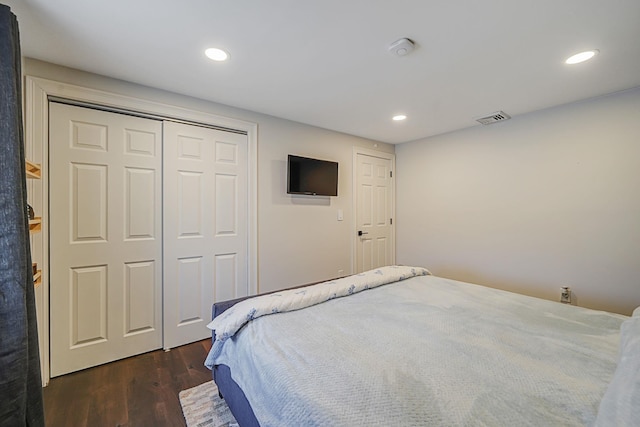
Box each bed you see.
[204,266,639,426]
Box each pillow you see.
[594,312,640,426]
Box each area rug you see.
[179,380,239,427]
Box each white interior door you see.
[49,103,162,376]
[163,121,249,349]
[355,152,394,272]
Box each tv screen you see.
[287,155,338,196]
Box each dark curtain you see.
[0,4,45,427]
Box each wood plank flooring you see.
[43,339,212,427]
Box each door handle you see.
[358,230,368,236]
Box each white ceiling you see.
[5,0,640,144]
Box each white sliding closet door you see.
[163,121,249,349]
[49,103,162,376]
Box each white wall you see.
[23,59,394,294]
[396,88,640,316]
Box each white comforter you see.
[206,270,629,426]
[206,265,430,352]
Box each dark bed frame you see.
[210,280,336,426]
[209,278,636,427]
[210,296,262,427]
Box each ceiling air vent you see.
[475,111,511,125]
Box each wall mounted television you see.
[287,155,338,196]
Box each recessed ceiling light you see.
[565,49,599,65]
[392,114,407,121]
[205,47,229,62]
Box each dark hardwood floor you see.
[43,339,213,427]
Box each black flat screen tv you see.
[287,155,338,196]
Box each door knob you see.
[358,230,369,236]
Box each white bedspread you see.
[206,273,628,426]
[206,265,430,360]
[595,308,640,426]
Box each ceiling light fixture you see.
[565,49,599,65]
[205,47,229,62]
[392,114,407,121]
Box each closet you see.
[48,102,249,376]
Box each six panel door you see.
[49,103,163,376]
[163,121,249,349]
[355,153,393,272]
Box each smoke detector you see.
[388,38,415,57]
[475,111,511,125]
